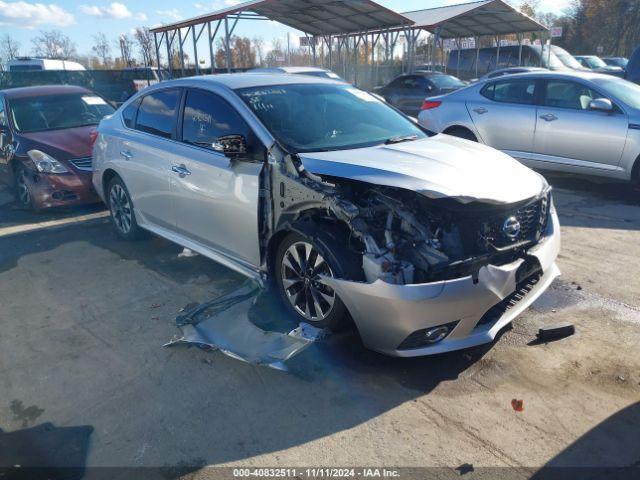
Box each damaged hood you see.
[299,134,546,204]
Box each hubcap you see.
[281,241,336,322]
[17,172,31,206]
[109,184,132,234]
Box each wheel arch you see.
[101,168,120,198]
[443,125,478,141]
[632,154,640,185]
[266,210,361,281]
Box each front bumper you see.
[325,209,561,357]
[25,169,101,209]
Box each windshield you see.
[583,57,607,68]
[594,77,640,109]
[237,84,427,153]
[10,93,115,133]
[551,46,585,69]
[429,75,465,89]
[606,58,628,68]
[534,46,567,69]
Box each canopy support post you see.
[475,36,480,78]
[224,17,232,72]
[154,32,161,70]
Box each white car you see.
[93,74,560,357]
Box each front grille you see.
[484,196,549,248]
[69,157,93,171]
[477,268,543,326]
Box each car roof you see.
[146,73,345,91]
[484,70,616,82]
[1,84,91,99]
[249,67,330,74]
[406,71,445,77]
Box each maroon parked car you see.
[0,85,115,210]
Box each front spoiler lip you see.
[323,210,561,357]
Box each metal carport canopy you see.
[149,0,413,35]
[402,0,548,38]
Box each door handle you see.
[120,150,133,160]
[171,164,191,177]
[473,107,488,115]
[540,113,558,122]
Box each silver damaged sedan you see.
[93,74,561,357]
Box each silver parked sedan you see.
[93,74,560,357]
[418,71,640,186]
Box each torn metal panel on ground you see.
[164,281,327,370]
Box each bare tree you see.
[92,33,112,68]
[252,36,264,66]
[134,27,155,67]
[0,34,21,66]
[32,30,77,60]
[117,34,135,67]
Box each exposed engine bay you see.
[267,151,551,287]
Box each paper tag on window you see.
[82,96,107,106]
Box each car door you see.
[532,79,627,170]
[118,88,181,230]
[171,88,263,268]
[466,77,539,157]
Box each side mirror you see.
[213,134,247,158]
[589,98,614,112]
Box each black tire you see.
[106,176,145,240]
[13,164,37,210]
[445,127,478,142]
[275,230,362,330]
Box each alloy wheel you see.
[281,241,336,322]
[109,184,132,234]
[16,171,31,206]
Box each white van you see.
[7,58,86,72]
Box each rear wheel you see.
[445,127,478,142]
[107,176,145,240]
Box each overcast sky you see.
[0,0,573,57]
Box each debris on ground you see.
[288,322,331,342]
[164,281,320,370]
[537,323,576,342]
[511,399,525,412]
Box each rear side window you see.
[122,99,139,128]
[182,89,260,157]
[481,79,536,105]
[135,89,180,139]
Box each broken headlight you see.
[27,150,69,174]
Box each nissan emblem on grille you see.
[502,216,521,240]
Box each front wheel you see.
[14,165,36,210]
[275,231,359,329]
[107,176,145,240]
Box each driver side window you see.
[182,89,260,157]
[544,81,598,110]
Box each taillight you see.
[420,100,442,110]
[89,129,98,147]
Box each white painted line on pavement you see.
[0,211,110,238]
